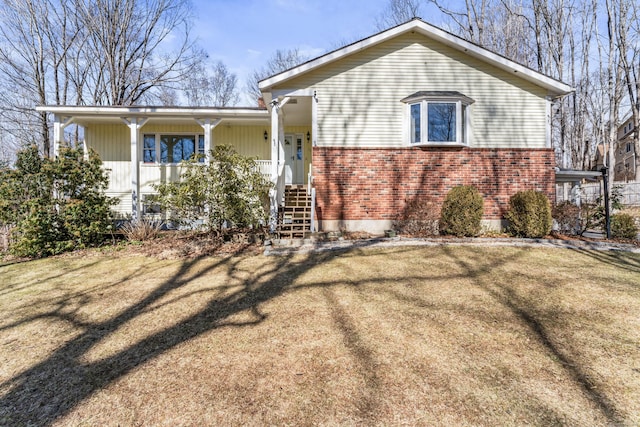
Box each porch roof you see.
[555,169,603,183]
[35,105,270,126]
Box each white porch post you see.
[52,114,74,158]
[122,117,149,221]
[196,118,221,164]
[269,100,280,232]
[278,114,285,175]
[268,97,291,233]
[270,101,280,183]
[82,132,89,160]
[53,116,62,159]
[312,90,318,147]
[130,118,140,221]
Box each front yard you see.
[0,244,639,425]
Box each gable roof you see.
[259,18,573,97]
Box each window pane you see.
[461,105,466,143]
[160,135,196,163]
[198,135,205,163]
[160,136,171,163]
[411,103,421,143]
[180,136,195,160]
[428,103,456,142]
[143,135,156,163]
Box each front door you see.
[284,134,304,185]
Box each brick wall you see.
[312,146,555,221]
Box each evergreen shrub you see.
[505,190,552,238]
[611,213,638,239]
[439,185,483,237]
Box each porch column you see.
[269,100,280,232]
[122,117,149,221]
[278,109,285,172]
[270,97,290,181]
[270,100,280,183]
[312,90,318,147]
[196,118,221,164]
[52,114,74,158]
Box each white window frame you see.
[404,94,473,147]
[142,133,205,164]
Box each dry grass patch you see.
[0,245,639,426]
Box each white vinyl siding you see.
[272,32,548,149]
[85,124,131,215]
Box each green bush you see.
[611,213,638,239]
[439,186,484,237]
[153,145,271,236]
[505,190,552,238]
[0,146,116,257]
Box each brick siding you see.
[312,146,555,221]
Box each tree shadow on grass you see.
[3,243,630,425]
[0,242,388,426]
[0,241,402,426]
[573,248,640,276]
[441,246,625,425]
[0,259,105,299]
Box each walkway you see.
[264,236,640,256]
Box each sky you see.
[189,0,449,104]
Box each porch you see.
[37,105,316,236]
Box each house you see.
[614,114,637,182]
[592,114,637,182]
[37,18,572,235]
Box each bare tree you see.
[614,0,640,179]
[208,61,240,107]
[0,0,73,156]
[375,0,422,31]
[428,0,493,46]
[246,48,308,105]
[75,0,195,106]
[0,0,200,159]
[424,0,615,173]
[183,50,239,107]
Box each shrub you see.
[121,218,163,241]
[611,213,639,239]
[505,190,552,238]
[0,146,116,258]
[440,186,483,237]
[395,198,440,237]
[552,201,580,235]
[153,145,272,236]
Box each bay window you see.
[403,91,474,146]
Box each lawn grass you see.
[0,245,639,426]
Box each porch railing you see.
[253,160,272,179]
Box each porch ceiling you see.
[280,97,312,126]
[555,169,602,183]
